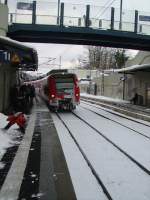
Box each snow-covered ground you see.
[81,93,130,104]
[51,103,150,200]
[0,113,22,169]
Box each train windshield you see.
[56,78,74,89]
[55,77,74,94]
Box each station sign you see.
[17,2,33,10]
[0,50,10,63]
[139,15,150,22]
[11,53,21,64]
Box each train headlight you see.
[51,94,55,98]
[76,94,79,96]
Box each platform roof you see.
[113,64,150,74]
[0,36,38,71]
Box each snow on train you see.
[25,70,80,111]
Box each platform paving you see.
[0,99,76,200]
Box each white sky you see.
[21,0,150,74]
[26,43,87,74]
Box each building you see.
[0,2,38,112]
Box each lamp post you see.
[57,0,60,25]
[119,0,123,30]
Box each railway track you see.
[56,113,113,200]
[81,97,150,123]
[51,109,150,200]
[81,101,150,140]
[71,111,150,175]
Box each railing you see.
[7,0,150,35]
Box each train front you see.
[48,73,80,111]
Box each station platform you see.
[0,97,76,200]
[81,94,150,123]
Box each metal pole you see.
[59,56,61,69]
[122,72,126,100]
[60,2,64,27]
[85,5,90,27]
[134,10,138,33]
[10,13,13,24]
[32,1,36,25]
[110,7,115,30]
[57,0,60,25]
[101,69,104,96]
[119,0,123,30]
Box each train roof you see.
[47,69,68,75]
[49,72,77,78]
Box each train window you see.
[56,82,74,90]
[55,77,74,83]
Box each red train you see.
[44,71,80,111]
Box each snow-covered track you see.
[81,102,150,140]
[81,100,150,128]
[71,111,150,176]
[81,98,150,123]
[52,110,150,200]
[56,112,113,200]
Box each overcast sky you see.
[20,0,150,74]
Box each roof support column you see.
[134,10,138,33]
[110,7,115,30]
[85,5,90,27]
[60,3,64,27]
[32,1,36,25]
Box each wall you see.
[92,72,133,101]
[0,3,8,36]
[85,71,150,106]
[132,72,150,105]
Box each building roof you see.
[0,36,38,70]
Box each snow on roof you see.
[0,36,36,52]
[113,64,150,73]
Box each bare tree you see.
[83,46,129,70]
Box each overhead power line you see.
[95,0,116,19]
[94,0,114,18]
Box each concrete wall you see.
[0,64,17,112]
[92,73,134,100]
[0,3,8,36]
[132,72,150,105]
[82,71,150,106]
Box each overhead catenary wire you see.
[94,0,115,19]
[95,0,116,19]
[38,45,73,67]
